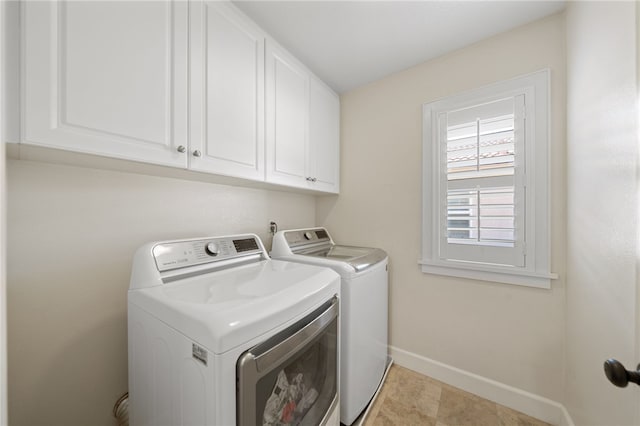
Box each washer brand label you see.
[192,344,208,366]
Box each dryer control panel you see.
[152,235,265,272]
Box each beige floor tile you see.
[364,381,390,423]
[496,404,521,426]
[373,396,437,426]
[361,364,552,426]
[383,367,441,418]
[440,383,487,404]
[391,365,445,389]
[436,387,500,426]
[496,404,551,426]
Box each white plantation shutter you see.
[438,96,525,266]
[446,188,515,246]
[421,70,553,288]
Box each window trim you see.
[420,70,557,289]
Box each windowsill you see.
[418,259,557,289]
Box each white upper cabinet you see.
[265,41,309,188]
[189,1,265,180]
[265,41,340,193]
[309,77,340,193]
[20,1,339,193]
[22,1,189,167]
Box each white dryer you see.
[271,228,388,425]
[128,233,341,426]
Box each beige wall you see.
[6,158,316,425]
[318,13,567,401]
[565,2,639,425]
[0,1,7,422]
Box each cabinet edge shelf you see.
[6,143,340,196]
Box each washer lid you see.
[298,245,388,272]
[129,259,340,354]
[272,228,387,273]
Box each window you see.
[421,70,556,288]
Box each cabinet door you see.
[265,41,309,188]
[22,1,188,167]
[309,77,340,193]
[190,1,265,180]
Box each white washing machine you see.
[128,233,341,426]
[271,228,388,425]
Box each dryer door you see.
[237,297,338,426]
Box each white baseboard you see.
[389,346,574,426]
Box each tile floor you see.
[362,365,551,426]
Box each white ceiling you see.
[233,1,566,93]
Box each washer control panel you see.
[284,228,332,248]
[205,242,220,256]
[152,235,263,272]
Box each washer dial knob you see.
[304,231,314,240]
[205,242,219,256]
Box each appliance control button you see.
[304,232,314,240]
[205,242,219,256]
